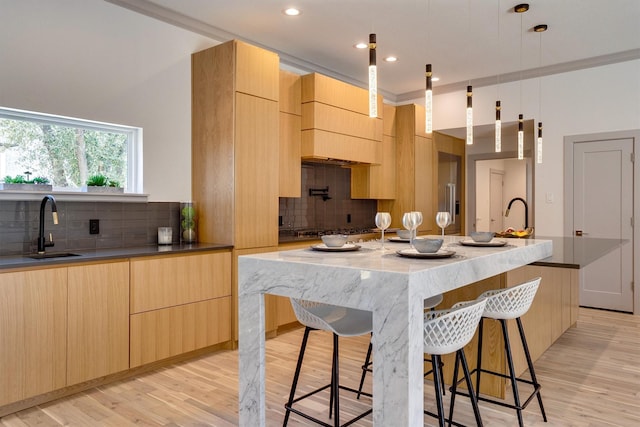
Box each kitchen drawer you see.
[129,296,231,367]
[130,251,231,314]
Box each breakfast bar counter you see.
[237,237,552,426]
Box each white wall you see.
[0,0,216,201]
[432,59,640,235]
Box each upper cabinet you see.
[379,103,434,232]
[301,73,383,164]
[192,40,279,249]
[279,70,302,197]
[351,103,397,199]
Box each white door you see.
[489,170,504,233]
[574,138,634,312]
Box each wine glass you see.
[402,212,419,249]
[375,212,392,250]
[411,211,423,242]
[435,211,451,238]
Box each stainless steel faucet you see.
[505,197,529,229]
[38,195,58,254]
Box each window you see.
[0,107,142,193]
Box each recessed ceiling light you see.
[354,42,368,49]
[384,56,398,62]
[283,8,301,16]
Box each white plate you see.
[311,243,361,252]
[459,239,508,247]
[396,249,456,259]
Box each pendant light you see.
[518,113,524,160]
[425,64,433,133]
[424,0,433,133]
[535,24,548,164]
[465,0,473,145]
[495,0,502,152]
[466,85,473,145]
[515,4,528,160]
[368,33,377,118]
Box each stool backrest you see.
[479,277,541,320]
[423,299,487,355]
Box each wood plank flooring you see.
[1,307,638,426]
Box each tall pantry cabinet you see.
[192,40,280,340]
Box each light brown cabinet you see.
[379,103,434,233]
[192,40,279,249]
[301,73,383,164]
[0,268,67,406]
[351,103,397,199]
[129,251,232,367]
[67,261,129,385]
[279,70,302,197]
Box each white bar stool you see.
[356,294,445,398]
[451,277,547,427]
[423,298,487,427]
[283,299,373,427]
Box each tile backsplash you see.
[0,200,180,256]
[279,163,377,232]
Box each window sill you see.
[0,189,149,202]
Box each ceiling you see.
[108,0,640,103]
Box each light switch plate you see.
[89,219,99,234]
[545,192,554,204]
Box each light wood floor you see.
[1,307,639,426]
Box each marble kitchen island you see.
[238,237,552,426]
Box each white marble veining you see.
[238,236,552,426]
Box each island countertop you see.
[237,237,552,426]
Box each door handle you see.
[575,230,588,236]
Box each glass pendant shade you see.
[368,33,377,118]
[517,114,524,160]
[537,122,543,163]
[466,85,473,145]
[425,64,433,133]
[495,101,502,152]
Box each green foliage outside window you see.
[0,118,127,189]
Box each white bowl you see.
[397,229,412,239]
[321,234,348,247]
[470,231,495,243]
[414,238,443,253]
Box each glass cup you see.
[375,212,392,251]
[158,227,172,245]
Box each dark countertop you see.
[530,236,629,269]
[0,242,233,270]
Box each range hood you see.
[301,73,383,165]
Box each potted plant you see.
[82,174,124,193]
[0,172,53,191]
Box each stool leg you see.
[330,333,340,427]
[448,351,462,426]
[284,327,312,427]
[501,319,524,427]
[459,349,483,427]
[431,354,446,427]
[516,317,547,422]
[357,339,373,399]
[475,317,485,398]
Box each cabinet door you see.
[235,93,279,249]
[0,268,67,406]
[415,135,433,232]
[67,261,129,385]
[130,251,231,314]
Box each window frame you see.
[0,106,143,194]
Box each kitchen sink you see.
[27,252,81,259]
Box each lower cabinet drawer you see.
[129,297,231,368]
